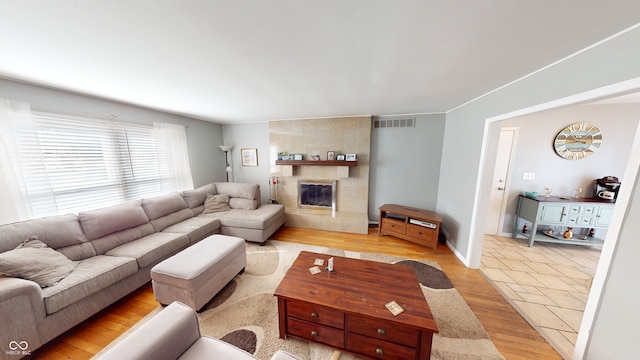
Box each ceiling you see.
[1,1,640,124]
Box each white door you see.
[486,127,518,235]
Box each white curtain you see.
[153,122,194,191]
[0,99,34,222]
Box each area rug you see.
[96,240,505,360]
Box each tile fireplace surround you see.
[269,116,371,234]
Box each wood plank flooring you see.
[32,226,561,359]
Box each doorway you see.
[485,127,518,236]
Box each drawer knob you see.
[375,348,384,355]
[310,312,318,318]
[377,328,387,336]
[418,231,423,235]
[311,330,318,338]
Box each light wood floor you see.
[32,226,561,359]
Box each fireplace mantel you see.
[276,160,357,178]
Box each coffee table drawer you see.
[287,300,344,328]
[347,313,419,347]
[347,332,416,360]
[287,317,345,348]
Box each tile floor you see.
[479,235,602,360]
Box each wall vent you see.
[372,117,416,129]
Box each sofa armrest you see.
[0,277,46,353]
[98,302,200,360]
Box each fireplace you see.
[298,180,336,211]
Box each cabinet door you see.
[595,206,615,227]
[540,204,567,224]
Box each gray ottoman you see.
[151,234,247,311]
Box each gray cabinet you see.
[513,195,615,247]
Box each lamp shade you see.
[219,145,232,152]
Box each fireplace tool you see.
[268,176,279,204]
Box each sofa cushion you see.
[141,192,189,220]
[181,183,216,209]
[162,216,221,244]
[214,182,259,200]
[202,193,231,214]
[202,205,285,230]
[91,223,156,255]
[79,201,149,241]
[105,232,190,269]
[0,214,86,253]
[0,237,76,288]
[179,337,259,360]
[41,255,138,314]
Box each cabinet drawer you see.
[287,300,344,329]
[381,218,405,235]
[347,313,419,347]
[406,225,436,246]
[287,317,345,348]
[347,332,416,360]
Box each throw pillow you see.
[0,236,77,287]
[202,193,231,214]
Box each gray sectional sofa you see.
[0,182,284,358]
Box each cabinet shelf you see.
[514,231,605,247]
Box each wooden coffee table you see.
[274,251,438,360]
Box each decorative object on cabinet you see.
[241,148,258,166]
[345,153,357,161]
[553,122,602,160]
[513,195,614,247]
[336,154,346,161]
[378,204,442,252]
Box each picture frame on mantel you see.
[346,154,356,161]
[241,148,258,166]
[327,151,335,161]
[336,154,346,161]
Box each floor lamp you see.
[218,145,232,182]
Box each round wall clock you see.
[553,123,602,160]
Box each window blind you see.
[13,112,179,217]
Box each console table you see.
[513,195,615,247]
[378,204,442,252]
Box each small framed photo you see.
[346,154,357,161]
[293,154,303,160]
[311,154,321,161]
[327,151,335,161]
[336,154,346,161]
[241,148,258,166]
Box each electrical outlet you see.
[522,172,535,180]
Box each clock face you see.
[554,123,602,160]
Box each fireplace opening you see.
[298,180,336,211]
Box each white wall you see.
[369,114,445,220]
[438,24,640,359]
[221,122,272,204]
[500,103,640,234]
[0,78,225,223]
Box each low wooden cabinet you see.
[378,204,442,252]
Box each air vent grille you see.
[373,117,415,129]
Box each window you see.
[7,111,192,218]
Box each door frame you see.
[487,127,519,236]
